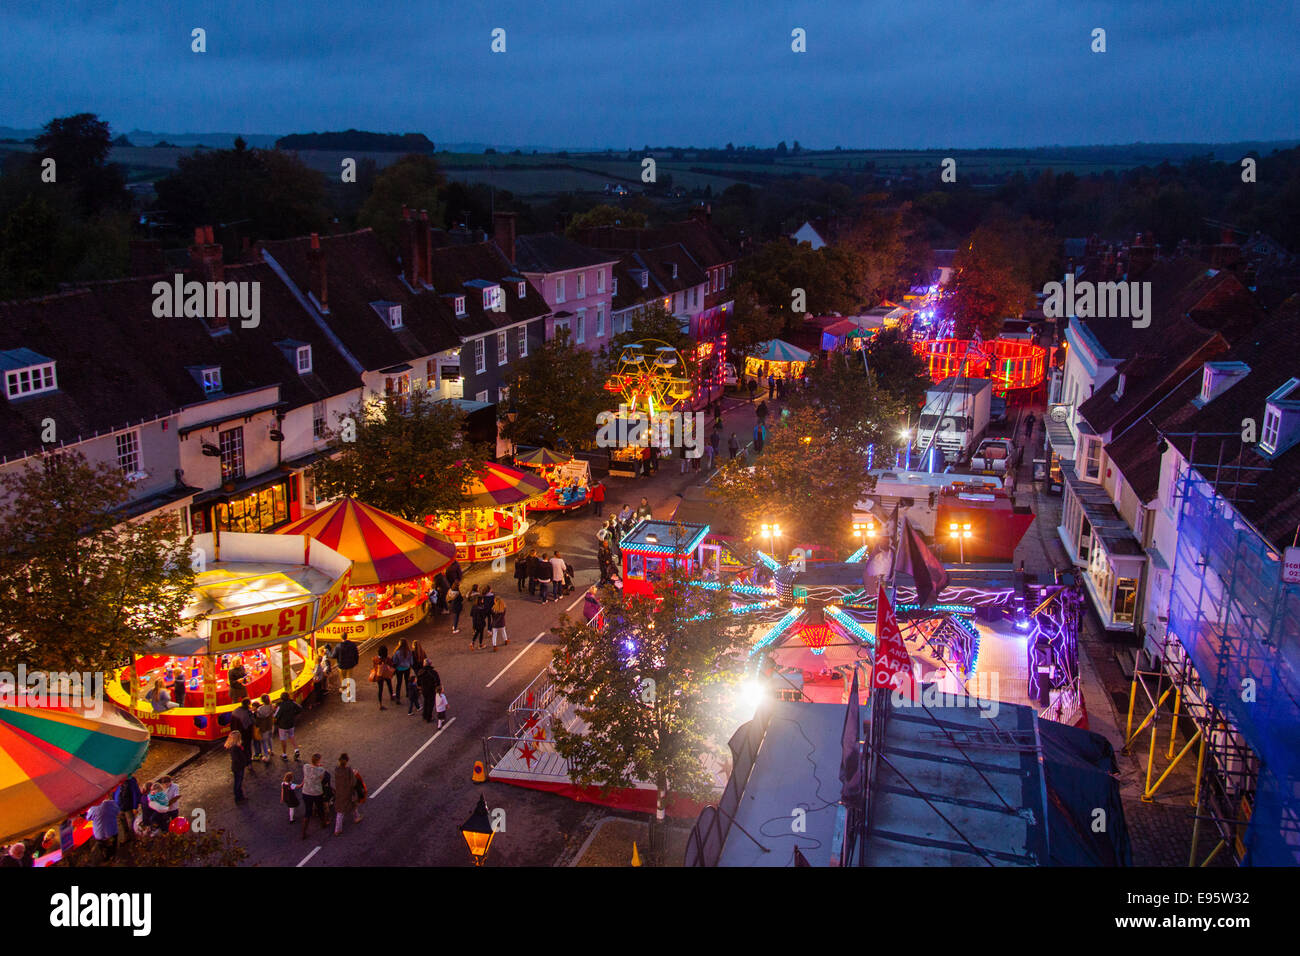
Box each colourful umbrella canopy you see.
[754,339,812,364]
[0,699,150,845]
[462,462,549,509]
[515,447,572,467]
[277,498,455,588]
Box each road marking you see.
[297,845,321,867]
[485,631,548,688]
[369,717,457,800]
[565,592,586,613]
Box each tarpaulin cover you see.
[1038,718,1132,866]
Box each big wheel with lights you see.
[604,339,693,415]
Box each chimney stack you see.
[308,232,329,312]
[189,225,224,283]
[417,210,432,286]
[1128,233,1156,279]
[493,211,517,264]
[1210,228,1241,272]
[400,206,419,288]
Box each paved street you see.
[169,395,759,867]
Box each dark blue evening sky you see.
[2,0,1296,148]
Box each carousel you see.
[105,530,352,741]
[602,340,694,477]
[427,462,549,562]
[516,447,592,513]
[277,498,456,642]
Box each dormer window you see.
[517,281,527,299]
[455,296,467,317]
[1260,378,1300,456]
[1,349,57,400]
[1199,361,1251,405]
[638,270,649,289]
[1262,408,1281,451]
[482,285,503,312]
[370,300,403,329]
[296,345,312,374]
[671,262,679,279]
[201,367,222,393]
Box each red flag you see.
[873,586,918,700]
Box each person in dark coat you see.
[417,660,441,723]
[755,401,768,424]
[447,584,464,634]
[514,553,528,592]
[230,699,256,770]
[535,553,553,605]
[469,591,487,649]
[432,572,450,613]
[526,549,541,596]
[445,559,464,589]
[728,433,740,460]
[336,636,360,682]
[226,731,251,803]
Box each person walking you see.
[226,731,250,804]
[273,691,303,762]
[549,552,566,601]
[728,432,740,460]
[447,584,464,634]
[756,400,768,425]
[526,549,541,597]
[281,773,300,823]
[299,754,329,839]
[336,635,359,683]
[768,372,776,399]
[418,659,441,723]
[331,754,362,835]
[405,666,421,716]
[252,694,274,763]
[490,597,508,650]
[468,585,486,646]
[435,689,449,729]
[590,480,605,517]
[747,377,757,402]
[391,639,414,705]
[85,794,120,860]
[230,699,255,765]
[514,552,528,592]
[702,441,715,476]
[370,645,395,709]
[647,444,659,475]
[1023,412,1036,439]
[445,558,464,591]
[535,552,553,605]
[113,773,142,843]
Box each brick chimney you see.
[417,209,432,286]
[400,206,419,288]
[308,232,328,312]
[1210,228,1242,272]
[493,211,517,264]
[189,226,224,283]
[1128,233,1156,279]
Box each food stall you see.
[277,498,456,642]
[427,461,549,562]
[744,338,811,382]
[516,448,592,512]
[618,519,719,598]
[105,530,352,741]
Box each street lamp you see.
[460,796,495,866]
[852,521,878,539]
[948,521,972,563]
[760,522,782,559]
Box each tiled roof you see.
[514,233,619,275]
[427,241,551,336]
[573,218,739,270]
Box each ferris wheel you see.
[604,339,693,414]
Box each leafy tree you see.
[33,113,129,216]
[356,154,447,255]
[153,140,328,242]
[550,562,754,835]
[500,330,609,451]
[738,240,860,332]
[311,390,486,521]
[0,453,195,674]
[565,203,646,238]
[725,280,783,358]
[789,352,909,453]
[710,406,869,551]
[61,828,246,867]
[838,203,911,304]
[864,327,932,412]
[0,196,61,297]
[946,218,1055,338]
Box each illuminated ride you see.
[913,336,1047,393]
[106,530,352,741]
[602,340,694,475]
[277,498,456,642]
[515,447,591,513]
[426,462,549,562]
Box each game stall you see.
[277,498,456,642]
[516,448,592,513]
[105,530,352,741]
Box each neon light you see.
[749,608,804,657]
[756,550,780,572]
[846,544,870,563]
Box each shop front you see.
[190,472,299,535]
[1058,463,1145,632]
[278,498,456,643]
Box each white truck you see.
[916,377,992,464]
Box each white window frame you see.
[476,390,489,403]
[296,345,312,374]
[116,429,142,477]
[555,276,566,303]
[202,367,222,394]
[387,305,403,329]
[313,401,327,441]
[218,426,245,482]
[1261,407,1281,452]
[597,269,606,294]
[576,272,586,299]
[474,338,486,374]
[4,362,57,399]
[612,276,618,296]
[596,304,605,337]
[497,332,509,366]
[455,296,467,317]
[518,327,528,358]
[1082,435,1103,481]
[517,281,527,299]
[484,285,503,312]
[576,310,586,345]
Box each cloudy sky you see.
[3,0,1297,148]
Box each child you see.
[435,689,449,729]
[406,668,420,716]
[281,773,300,823]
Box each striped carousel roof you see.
[515,447,571,467]
[0,699,150,845]
[277,498,455,588]
[462,461,549,509]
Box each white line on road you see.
[297,845,321,867]
[565,592,585,613]
[368,717,457,800]
[485,631,548,688]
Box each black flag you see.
[895,517,950,608]
[793,846,812,867]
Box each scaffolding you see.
[1124,460,1300,865]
